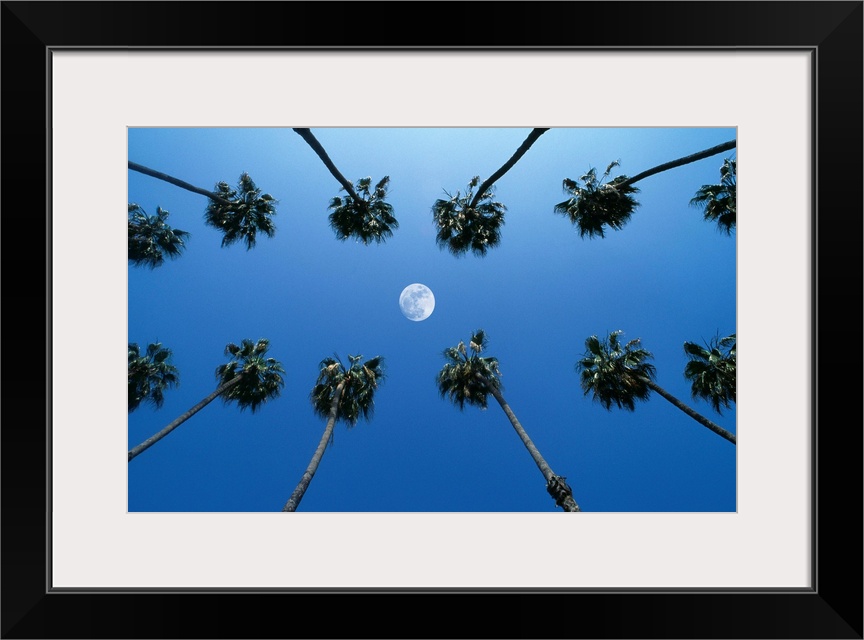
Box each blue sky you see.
[127,126,736,513]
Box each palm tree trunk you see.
[614,139,736,190]
[292,128,361,200]
[469,128,550,209]
[128,161,235,206]
[128,375,243,461]
[645,380,737,444]
[484,381,581,512]
[282,380,346,512]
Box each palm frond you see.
[327,176,398,245]
[436,330,501,412]
[216,338,285,413]
[128,341,180,412]
[128,204,191,269]
[309,354,386,427]
[576,330,654,412]
[204,173,279,250]
[555,163,641,239]
[690,159,736,235]
[683,332,736,414]
[432,177,506,257]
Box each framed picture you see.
[4,1,860,638]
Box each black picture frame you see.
[2,2,861,638]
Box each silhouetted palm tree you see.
[690,158,736,235]
[437,330,580,511]
[576,330,736,444]
[129,339,285,461]
[556,139,736,237]
[328,176,398,244]
[553,161,640,238]
[129,161,278,250]
[433,128,549,256]
[293,128,398,244]
[683,333,736,414]
[128,204,190,269]
[204,172,278,249]
[283,354,385,512]
[128,342,180,412]
[432,176,506,257]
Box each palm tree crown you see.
[328,176,398,245]
[683,333,736,414]
[577,330,736,444]
[216,338,286,413]
[432,128,548,257]
[432,176,507,258]
[293,128,398,245]
[281,354,385,511]
[204,173,278,250]
[128,338,284,462]
[554,161,641,239]
[437,330,581,512]
[128,342,180,412]
[577,330,655,410]
[128,204,190,269]
[690,158,736,235]
[555,140,736,239]
[311,354,385,428]
[436,329,502,408]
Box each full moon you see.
[399,283,435,322]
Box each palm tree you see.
[128,342,180,412]
[683,333,736,414]
[690,158,736,235]
[129,161,278,249]
[576,330,736,444]
[432,176,507,258]
[282,354,385,512]
[293,128,398,244]
[433,128,549,256]
[128,204,190,269]
[128,338,285,462]
[553,161,640,238]
[555,139,736,237]
[203,172,278,249]
[327,176,398,244]
[436,330,580,512]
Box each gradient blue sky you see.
[127,126,736,513]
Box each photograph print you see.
[128,126,737,513]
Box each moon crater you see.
[399,283,435,322]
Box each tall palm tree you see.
[203,172,278,249]
[128,204,190,269]
[293,128,398,244]
[690,158,736,235]
[129,161,278,249]
[555,139,736,238]
[433,128,549,257]
[683,333,736,414]
[553,161,640,238]
[128,338,285,462]
[576,331,736,444]
[432,176,507,258]
[282,354,385,512]
[327,176,398,244]
[128,342,180,412]
[436,330,580,512]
